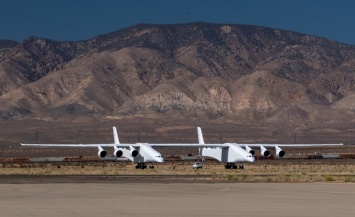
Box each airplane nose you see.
[245,155,255,162]
[156,156,164,163]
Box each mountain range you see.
[0,22,354,129]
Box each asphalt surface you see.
[0,175,354,217]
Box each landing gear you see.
[224,163,244,170]
[135,163,155,169]
[225,163,235,169]
[135,162,147,169]
[239,163,244,170]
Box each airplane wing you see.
[21,125,343,149]
[147,143,344,150]
[21,143,343,147]
[148,143,230,147]
[241,143,343,148]
[20,143,231,148]
[21,127,345,165]
[21,143,117,147]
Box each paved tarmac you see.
[0,176,354,217]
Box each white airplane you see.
[186,127,342,169]
[22,127,164,169]
[21,127,343,169]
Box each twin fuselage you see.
[105,143,255,164]
[21,127,343,166]
[98,127,255,164]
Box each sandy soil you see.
[0,182,354,217]
[1,159,354,183]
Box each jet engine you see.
[245,145,255,156]
[130,145,139,157]
[260,145,270,157]
[114,147,123,158]
[275,146,285,157]
[97,146,107,158]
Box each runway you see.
[0,176,354,217]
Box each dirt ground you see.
[0,117,354,183]
[1,182,355,217]
[1,159,354,183]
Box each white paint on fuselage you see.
[120,144,164,163]
[202,143,255,163]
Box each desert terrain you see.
[0,23,354,189]
[0,158,354,183]
[1,182,354,217]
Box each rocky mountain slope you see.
[0,23,354,127]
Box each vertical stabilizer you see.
[197,127,205,144]
[113,127,120,144]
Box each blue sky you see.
[1,0,355,45]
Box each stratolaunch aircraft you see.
[21,127,343,169]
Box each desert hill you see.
[0,22,354,130]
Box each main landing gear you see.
[224,163,244,170]
[135,163,155,169]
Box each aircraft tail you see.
[197,127,205,144]
[113,127,120,144]
[197,127,205,161]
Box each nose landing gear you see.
[224,163,244,170]
[135,163,155,169]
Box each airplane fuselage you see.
[117,143,164,163]
[201,143,255,163]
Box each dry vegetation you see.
[1,160,354,183]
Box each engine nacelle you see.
[245,145,255,156]
[275,146,285,157]
[130,145,139,157]
[98,146,107,158]
[260,145,270,157]
[114,147,123,158]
